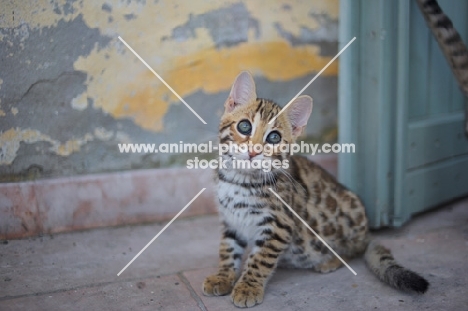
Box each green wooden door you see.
[338,0,468,228]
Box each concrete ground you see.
[1,198,467,311]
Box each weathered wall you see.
[0,0,339,182]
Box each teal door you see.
[338,0,468,228]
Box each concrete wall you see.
[0,0,339,182]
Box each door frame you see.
[338,0,410,228]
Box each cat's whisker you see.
[277,166,304,194]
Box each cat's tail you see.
[364,241,429,294]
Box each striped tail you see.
[364,241,429,294]
[415,0,468,135]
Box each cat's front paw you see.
[202,274,234,296]
[230,281,264,308]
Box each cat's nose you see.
[248,151,260,159]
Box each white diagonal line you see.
[268,188,357,276]
[118,36,207,125]
[269,37,356,124]
[117,188,206,276]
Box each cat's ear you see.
[224,71,257,113]
[286,95,313,137]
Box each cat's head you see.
[218,71,313,173]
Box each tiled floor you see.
[1,198,467,310]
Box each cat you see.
[202,71,429,308]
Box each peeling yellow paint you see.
[113,74,169,131]
[76,41,337,132]
[67,0,339,132]
[5,0,339,136]
[0,125,136,164]
[0,128,97,165]
[94,127,114,141]
[1,0,244,33]
[56,134,93,156]
[170,42,337,93]
[1,128,50,165]
[0,0,77,29]
[71,92,88,111]
[245,0,338,39]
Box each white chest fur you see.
[217,181,268,242]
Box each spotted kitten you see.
[203,72,429,308]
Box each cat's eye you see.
[237,120,252,135]
[266,131,281,144]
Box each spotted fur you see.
[416,0,468,135]
[202,72,429,308]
